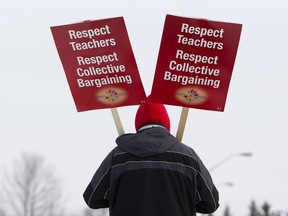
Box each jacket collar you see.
[138,124,167,132]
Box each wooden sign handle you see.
[111,108,125,135]
[176,107,189,142]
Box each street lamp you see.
[217,182,234,187]
[209,152,253,172]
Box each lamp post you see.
[199,153,252,216]
[209,152,253,172]
[217,182,234,187]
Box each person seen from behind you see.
[83,95,220,216]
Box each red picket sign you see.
[51,17,146,112]
[151,14,242,112]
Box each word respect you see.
[181,23,224,38]
[175,49,218,65]
[77,52,119,66]
[68,25,111,39]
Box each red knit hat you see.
[135,95,170,132]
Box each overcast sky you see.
[1,0,287,215]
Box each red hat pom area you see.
[135,95,170,132]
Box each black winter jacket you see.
[83,126,219,216]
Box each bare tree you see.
[1,152,64,216]
[0,191,7,216]
[249,200,261,216]
[223,206,232,216]
[262,202,271,216]
[0,209,6,216]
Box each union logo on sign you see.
[174,86,209,105]
[95,86,128,105]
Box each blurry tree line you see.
[0,153,287,216]
[204,201,288,216]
